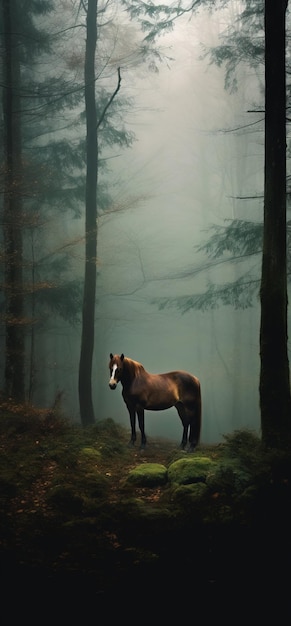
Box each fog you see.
[91,8,262,443]
[33,4,265,444]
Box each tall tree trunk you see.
[2,0,25,401]
[259,0,291,447]
[78,0,98,426]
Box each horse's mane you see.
[124,357,145,377]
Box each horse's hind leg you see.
[137,409,147,449]
[177,403,199,452]
[189,417,199,452]
[188,405,201,452]
[181,423,189,450]
[189,391,202,451]
[176,403,189,450]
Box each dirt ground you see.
[1,412,290,625]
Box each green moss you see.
[222,429,261,458]
[171,482,209,504]
[1,407,289,590]
[95,422,129,456]
[167,482,212,523]
[81,472,109,500]
[206,460,252,497]
[168,456,215,485]
[96,417,123,434]
[138,500,171,518]
[46,485,84,514]
[79,447,102,462]
[126,463,168,487]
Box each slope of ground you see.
[0,406,290,625]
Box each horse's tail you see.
[189,376,202,446]
[195,379,202,444]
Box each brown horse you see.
[108,353,201,451]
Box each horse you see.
[108,353,201,452]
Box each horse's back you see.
[163,370,200,390]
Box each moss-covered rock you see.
[168,456,215,485]
[126,463,168,487]
[168,483,211,523]
[171,482,209,502]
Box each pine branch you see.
[96,67,121,130]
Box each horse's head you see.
[109,353,125,389]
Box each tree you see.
[78,0,98,426]
[1,0,134,409]
[2,0,25,400]
[259,0,291,447]
[78,0,124,426]
[0,0,86,403]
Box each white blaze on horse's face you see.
[109,363,118,389]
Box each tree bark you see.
[78,0,98,426]
[259,0,291,447]
[2,0,25,401]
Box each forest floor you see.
[0,404,291,626]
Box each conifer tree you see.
[0,0,133,406]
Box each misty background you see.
[3,2,270,444]
[33,4,263,444]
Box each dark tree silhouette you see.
[259,0,291,447]
[2,0,25,400]
[78,1,122,427]
[78,0,98,426]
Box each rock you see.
[126,463,168,487]
[167,456,215,485]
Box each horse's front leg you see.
[128,408,137,446]
[137,408,147,449]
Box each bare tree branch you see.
[96,67,121,129]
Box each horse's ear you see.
[110,353,113,359]
[120,353,124,360]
